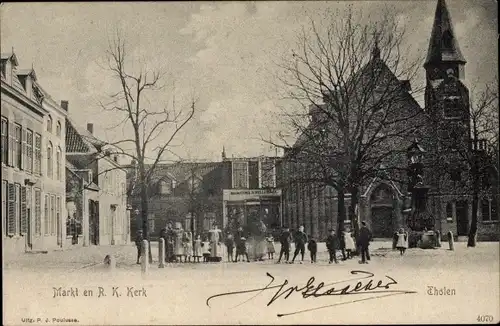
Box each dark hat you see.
[361,221,367,226]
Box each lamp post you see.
[406,139,436,248]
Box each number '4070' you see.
[477,315,494,323]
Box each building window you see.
[34,188,41,235]
[446,202,453,220]
[47,115,52,133]
[1,117,7,165]
[35,133,42,175]
[26,129,33,173]
[158,180,172,195]
[443,98,461,118]
[44,194,49,235]
[56,121,62,137]
[232,161,248,189]
[261,160,276,188]
[47,141,53,178]
[482,197,499,222]
[14,124,21,169]
[2,180,6,233]
[50,195,56,235]
[56,147,61,180]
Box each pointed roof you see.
[424,0,466,67]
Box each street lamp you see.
[405,139,436,248]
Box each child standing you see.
[236,236,250,262]
[193,234,202,263]
[225,234,235,262]
[202,237,211,262]
[343,228,356,259]
[396,228,408,255]
[307,235,318,263]
[277,227,291,263]
[266,234,276,260]
[326,229,339,264]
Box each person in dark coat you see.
[277,226,291,263]
[291,225,308,264]
[307,235,317,263]
[326,229,339,264]
[225,233,235,262]
[135,230,144,264]
[357,221,372,264]
[163,222,176,262]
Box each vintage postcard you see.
[1,1,499,325]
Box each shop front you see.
[222,189,282,231]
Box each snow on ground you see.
[3,242,499,325]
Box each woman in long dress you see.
[183,232,193,262]
[174,224,184,262]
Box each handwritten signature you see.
[206,270,417,317]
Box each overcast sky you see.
[1,1,497,162]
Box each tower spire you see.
[424,0,466,68]
[222,146,226,160]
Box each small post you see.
[141,240,149,274]
[159,238,165,268]
[104,254,116,270]
[435,230,442,248]
[447,231,454,251]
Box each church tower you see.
[423,0,472,237]
[424,0,471,155]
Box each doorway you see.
[371,206,394,238]
[370,184,395,238]
[456,200,468,236]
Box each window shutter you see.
[35,190,41,235]
[20,186,27,234]
[7,183,15,235]
[21,129,26,170]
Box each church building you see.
[280,0,499,241]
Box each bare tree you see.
[98,34,196,260]
[271,7,424,236]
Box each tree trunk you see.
[140,182,153,262]
[348,187,360,238]
[468,166,479,247]
[337,189,346,233]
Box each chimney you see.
[87,123,94,134]
[61,100,69,111]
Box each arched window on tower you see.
[443,97,461,119]
[442,30,453,49]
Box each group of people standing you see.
[135,219,411,265]
[275,221,374,264]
